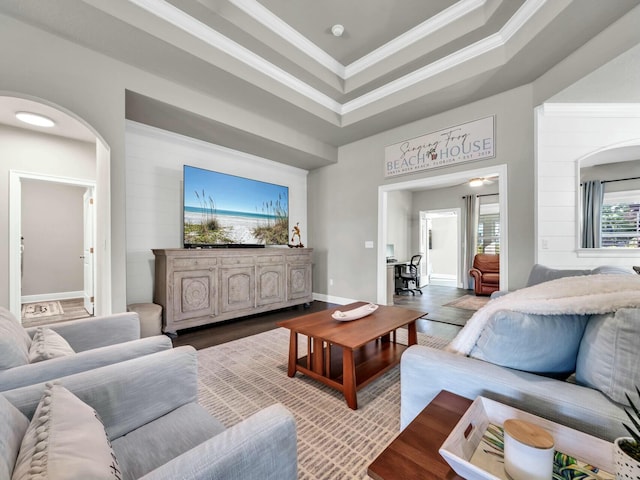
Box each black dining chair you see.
[395,254,423,295]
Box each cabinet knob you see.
[209,267,213,271]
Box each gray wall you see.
[309,84,535,303]
[0,13,327,311]
[21,180,85,296]
[1,6,638,310]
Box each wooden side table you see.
[368,390,472,480]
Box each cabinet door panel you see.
[220,266,255,313]
[257,264,286,306]
[288,263,312,300]
[172,269,217,322]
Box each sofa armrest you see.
[25,312,141,351]
[3,346,197,439]
[400,345,628,442]
[0,335,172,392]
[140,404,297,480]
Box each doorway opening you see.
[4,94,112,321]
[420,209,461,288]
[377,164,508,305]
[12,172,96,323]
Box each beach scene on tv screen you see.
[183,166,289,246]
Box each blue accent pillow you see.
[469,310,590,378]
[576,308,640,405]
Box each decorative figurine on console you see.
[289,222,304,248]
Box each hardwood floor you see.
[173,285,473,350]
[20,286,475,349]
[392,284,477,327]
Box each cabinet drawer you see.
[221,256,254,266]
[173,257,218,269]
[287,254,310,263]
[256,255,284,264]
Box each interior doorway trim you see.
[377,163,508,304]
[421,208,462,288]
[9,171,96,318]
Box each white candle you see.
[503,419,555,480]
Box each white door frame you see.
[377,164,508,304]
[9,171,96,318]
[421,208,462,287]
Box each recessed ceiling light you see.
[469,178,484,187]
[331,24,344,37]
[15,111,55,128]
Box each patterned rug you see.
[443,294,490,311]
[196,327,450,479]
[21,301,64,319]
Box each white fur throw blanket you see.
[446,274,640,355]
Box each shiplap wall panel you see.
[124,121,309,304]
[535,104,640,269]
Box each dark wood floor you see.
[18,286,474,350]
[173,285,473,350]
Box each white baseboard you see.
[313,293,358,305]
[21,291,83,303]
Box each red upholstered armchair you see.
[469,254,500,296]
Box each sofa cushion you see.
[469,310,590,377]
[28,327,76,364]
[112,402,223,480]
[12,383,121,480]
[481,273,500,284]
[526,264,592,287]
[0,307,31,370]
[576,308,640,405]
[0,395,29,480]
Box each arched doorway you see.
[1,94,112,319]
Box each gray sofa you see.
[0,307,173,391]
[402,269,640,443]
[1,346,297,480]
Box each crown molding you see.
[344,0,486,78]
[541,103,640,117]
[128,0,342,112]
[127,0,550,117]
[228,0,346,77]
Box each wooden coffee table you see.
[277,302,425,409]
[368,390,472,479]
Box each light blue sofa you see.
[402,277,640,443]
[1,346,298,480]
[0,307,173,391]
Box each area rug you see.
[21,301,64,319]
[196,327,450,479]
[443,294,490,311]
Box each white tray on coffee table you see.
[439,396,615,480]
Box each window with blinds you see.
[601,190,640,248]
[477,203,500,254]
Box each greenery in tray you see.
[620,386,640,462]
[480,424,611,480]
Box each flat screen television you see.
[183,165,289,248]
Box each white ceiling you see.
[0,0,638,167]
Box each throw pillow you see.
[27,328,75,364]
[469,310,590,378]
[0,307,31,370]
[12,383,121,480]
[0,395,29,480]
[575,308,640,405]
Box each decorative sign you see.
[384,116,495,177]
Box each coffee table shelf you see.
[295,339,408,390]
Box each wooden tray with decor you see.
[439,396,614,480]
